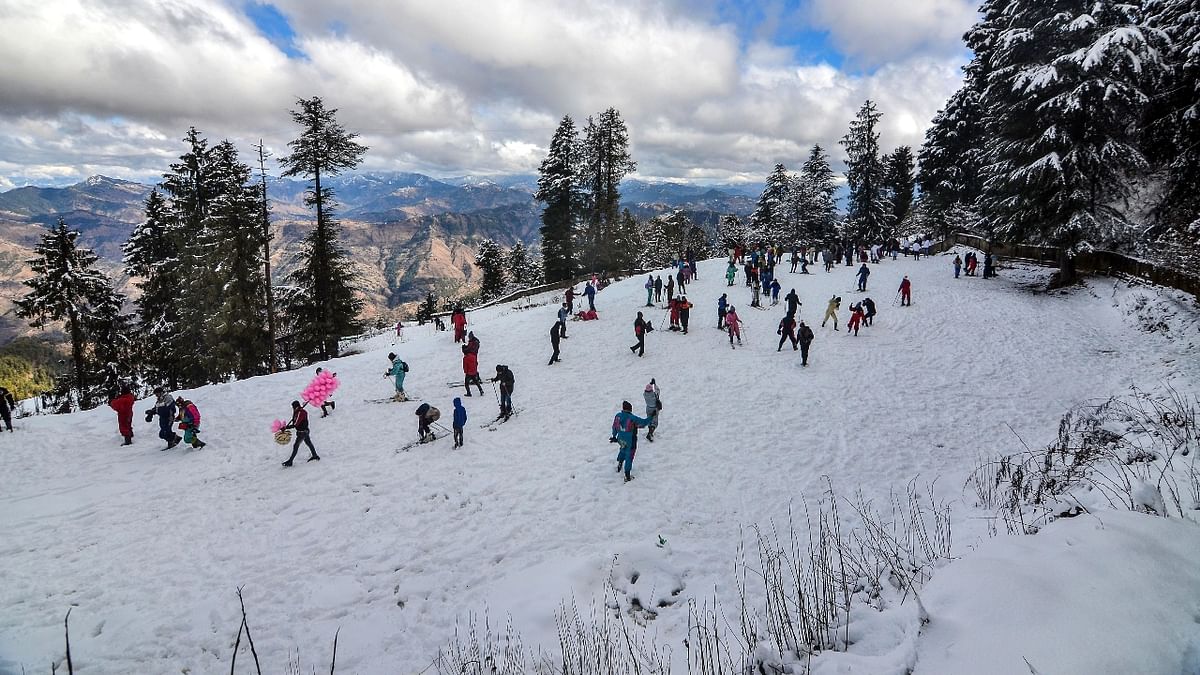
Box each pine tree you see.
[978,0,1165,275]
[715,214,748,254]
[279,96,368,360]
[506,242,542,289]
[749,164,791,246]
[535,115,582,282]
[1145,0,1200,238]
[417,291,437,323]
[581,108,637,272]
[122,189,182,387]
[16,219,127,410]
[798,144,840,246]
[883,146,916,236]
[840,100,889,245]
[917,84,985,224]
[474,239,506,300]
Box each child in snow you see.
[725,306,743,347]
[175,397,206,449]
[108,384,135,446]
[415,402,440,443]
[316,367,336,417]
[725,262,736,286]
[452,398,466,448]
[282,400,320,466]
[822,296,841,330]
[898,276,912,306]
[145,387,182,449]
[717,294,728,329]
[678,296,691,334]
[611,400,651,482]
[643,380,661,442]
[847,303,865,336]
[769,279,781,305]
[953,254,962,278]
[386,352,408,401]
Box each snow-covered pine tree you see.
[505,242,543,289]
[580,109,637,273]
[978,0,1165,278]
[615,208,644,273]
[917,85,985,227]
[883,146,916,237]
[535,115,582,282]
[474,239,506,300]
[122,188,183,387]
[715,214,747,255]
[799,144,840,246]
[748,164,791,246]
[279,96,367,360]
[16,218,127,410]
[417,291,437,323]
[840,100,889,245]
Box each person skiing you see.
[847,302,865,336]
[415,402,440,443]
[654,275,663,302]
[395,319,404,342]
[462,345,484,396]
[282,400,320,466]
[678,296,692,334]
[584,281,596,311]
[145,387,181,450]
[316,367,336,417]
[862,297,877,327]
[953,254,962,279]
[644,274,654,307]
[386,352,408,401]
[822,295,841,329]
[898,276,912,306]
[777,313,798,351]
[490,365,515,419]
[856,263,871,292]
[451,305,467,343]
[452,397,466,449]
[725,262,736,286]
[769,279,782,306]
[784,289,801,317]
[557,302,570,338]
[0,386,13,432]
[108,384,136,446]
[631,311,647,357]
[643,379,661,442]
[717,293,728,329]
[611,400,651,482]
[797,320,815,366]
[725,305,743,348]
[549,320,563,365]
[176,397,206,449]
[669,297,681,330]
[565,285,576,313]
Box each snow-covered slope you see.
[2,252,1198,673]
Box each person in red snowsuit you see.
[108,384,136,445]
[847,303,865,335]
[898,276,912,306]
[462,345,484,396]
[451,307,467,343]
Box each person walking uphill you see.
[282,400,320,466]
[856,263,871,292]
[784,288,801,318]
[108,384,136,445]
[145,387,181,450]
[611,401,651,482]
[386,352,409,401]
[549,320,563,365]
[176,397,206,449]
[490,364,515,420]
[898,276,912,306]
[452,397,467,448]
[642,380,661,442]
[451,305,467,343]
[798,321,814,366]
[631,312,648,357]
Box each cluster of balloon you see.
[302,371,340,407]
[270,419,288,434]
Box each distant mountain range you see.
[0,172,757,343]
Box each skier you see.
[394,320,404,342]
[643,379,661,442]
[726,262,737,286]
[847,302,864,336]
[490,364,515,419]
[784,288,801,318]
[644,275,654,307]
[654,275,663,303]
[750,275,761,308]
[856,263,871,292]
[777,313,798,351]
[725,305,743,348]
[584,281,597,311]
[557,302,570,338]
[678,296,692,334]
[898,276,912,306]
[0,386,12,432]
[108,384,136,446]
[282,400,320,466]
[631,311,647,357]
[717,293,728,329]
[386,352,408,401]
[415,402,441,443]
[669,297,681,330]
[463,345,484,396]
[175,397,206,449]
[821,295,841,330]
[549,320,563,365]
[144,387,181,450]
[451,305,467,343]
[610,400,651,482]
[316,367,336,417]
[452,397,466,448]
[769,279,781,306]
[798,321,814,366]
[953,254,962,279]
[862,297,877,327]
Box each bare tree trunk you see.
[255,141,278,373]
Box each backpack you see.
[657,397,663,411]
[400,360,409,372]
[427,407,440,422]
[501,367,515,392]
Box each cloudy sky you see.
[0,0,976,189]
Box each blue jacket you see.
[584,284,595,298]
[718,296,727,312]
[155,398,176,433]
[611,410,650,447]
[453,398,467,428]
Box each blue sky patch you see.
[244,2,304,59]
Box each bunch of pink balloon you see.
[302,370,340,407]
[270,419,287,434]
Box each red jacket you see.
[109,392,135,436]
[899,279,912,292]
[463,351,479,376]
[452,312,466,328]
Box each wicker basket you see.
[274,430,292,445]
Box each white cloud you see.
[807,0,977,67]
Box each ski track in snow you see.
[1,250,1198,673]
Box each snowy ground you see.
[2,250,1199,674]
